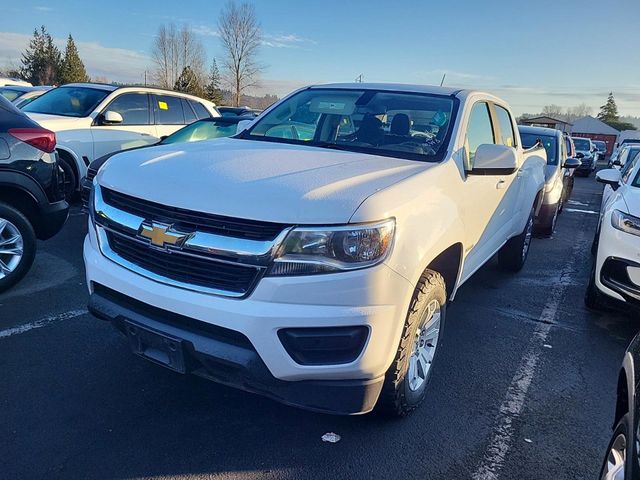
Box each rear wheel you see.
[0,202,36,293]
[378,270,446,416]
[498,206,534,272]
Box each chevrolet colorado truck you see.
[85,84,545,415]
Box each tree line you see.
[14,26,90,85]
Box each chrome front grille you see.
[92,185,291,298]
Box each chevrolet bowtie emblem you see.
[138,222,191,249]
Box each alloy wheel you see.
[0,218,24,279]
[408,299,441,392]
[602,433,626,480]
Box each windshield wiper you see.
[313,142,354,151]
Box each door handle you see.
[496,180,506,189]
[140,133,151,137]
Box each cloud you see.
[418,69,495,85]
[261,33,316,49]
[0,31,150,83]
[192,25,219,37]
[34,6,52,12]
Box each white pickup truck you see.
[85,83,545,415]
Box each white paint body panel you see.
[85,85,545,381]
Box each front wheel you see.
[599,413,632,479]
[378,270,446,416]
[498,206,535,272]
[0,202,37,293]
[58,157,77,202]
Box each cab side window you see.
[622,150,640,183]
[154,95,185,125]
[103,93,151,125]
[189,100,211,120]
[494,105,515,147]
[465,102,495,169]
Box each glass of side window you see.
[103,93,151,125]
[154,95,185,125]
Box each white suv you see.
[23,83,218,198]
[587,153,640,310]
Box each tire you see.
[539,203,559,238]
[591,224,601,256]
[585,261,606,311]
[378,269,446,417]
[0,202,37,293]
[498,206,535,272]
[58,157,77,203]
[599,413,632,479]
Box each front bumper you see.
[88,285,384,414]
[595,218,640,306]
[83,223,414,412]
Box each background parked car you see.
[80,115,254,208]
[593,140,608,162]
[519,126,581,235]
[0,95,68,292]
[599,332,640,479]
[609,144,640,169]
[22,83,219,201]
[0,85,53,109]
[573,136,597,176]
[0,77,31,87]
[217,106,261,117]
[586,153,640,310]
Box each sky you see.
[1,0,639,116]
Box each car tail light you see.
[9,127,56,153]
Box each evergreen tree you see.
[174,66,205,97]
[20,26,62,85]
[205,59,224,105]
[60,34,89,84]
[598,92,619,123]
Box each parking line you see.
[565,208,599,215]
[0,309,88,339]
[471,228,586,480]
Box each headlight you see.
[611,210,640,237]
[268,219,395,276]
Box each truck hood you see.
[25,113,88,131]
[97,138,430,224]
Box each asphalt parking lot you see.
[1,172,638,480]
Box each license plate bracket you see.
[125,321,187,374]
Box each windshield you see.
[23,86,109,117]
[242,88,456,162]
[161,119,239,144]
[573,138,590,150]
[593,141,606,151]
[520,133,558,165]
[0,88,23,102]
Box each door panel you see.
[91,93,158,160]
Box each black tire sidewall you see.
[58,157,77,201]
[0,203,36,292]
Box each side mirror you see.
[469,144,518,175]
[575,152,584,159]
[159,135,168,141]
[563,157,582,169]
[101,111,123,125]
[596,168,621,190]
[613,159,621,166]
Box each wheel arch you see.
[55,146,82,190]
[0,184,39,230]
[424,242,464,300]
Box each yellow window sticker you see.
[158,101,168,110]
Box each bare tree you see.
[541,104,564,118]
[218,1,263,106]
[566,103,593,121]
[151,23,206,89]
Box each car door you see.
[90,92,158,160]
[153,94,189,138]
[459,101,516,279]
